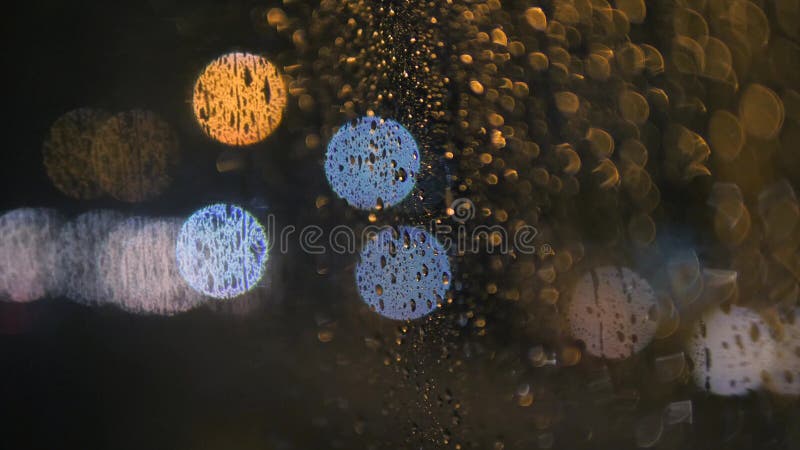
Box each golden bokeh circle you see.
[708,110,745,163]
[192,52,287,146]
[92,110,180,203]
[739,83,785,141]
[42,108,109,199]
[618,89,650,125]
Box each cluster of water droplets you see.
[325,116,420,210]
[356,226,450,321]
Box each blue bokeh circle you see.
[325,116,420,210]
[176,203,268,299]
[356,226,450,320]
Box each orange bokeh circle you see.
[192,52,287,146]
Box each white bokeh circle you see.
[0,208,63,303]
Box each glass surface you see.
[2,0,799,448]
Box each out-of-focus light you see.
[176,204,268,299]
[765,308,800,396]
[325,116,420,210]
[92,109,180,203]
[356,226,450,320]
[687,306,775,396]
[42,108,109,200]
[193,52,287,146]
[0,208,62,303]
[57,210,124,305]
[567,266,659,360]
[99,217,206,315]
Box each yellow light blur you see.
[193,52,287,146]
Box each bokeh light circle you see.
[325,116,420,210]
[0,208,63,303]
[42,108,109,200]
[567,266,659,360]
[92,109,180,203]
[687,306,776,396]
[99,217,205,315]
[765,308,800,396]
[192,52,287,146]
[57,210,124,305]
[356,226,450,321]
[176,204,269,299]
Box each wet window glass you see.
[2,0,799,448]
